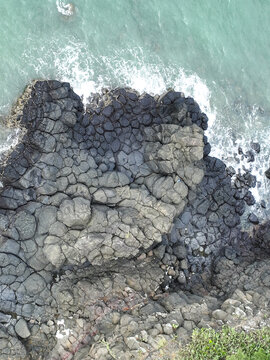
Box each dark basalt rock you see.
[265,167,270,179]
[0,80,268,360]
[248,213,259,224]
[252,220,270,252]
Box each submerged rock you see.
[250,141,260,153]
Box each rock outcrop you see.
[0,81,269,360]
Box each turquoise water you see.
[0,0,270,208]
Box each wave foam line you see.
[17,43,270,209]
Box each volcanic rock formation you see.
[0,81,269,360]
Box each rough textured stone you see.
[0,80,267,360]
[15,319,31,339]
[14,211,36,240]
[57,197,91,228]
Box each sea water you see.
[0,0,269,216]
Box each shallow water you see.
[0,0,269,215]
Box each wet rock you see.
[265,168,270,179]
[238,146,243,155]
[244,191,255,206]
[248,213,259,224]
[250,142,260,153]
[227,166,236,176]
[245,150,255,163]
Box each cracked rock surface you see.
[0,80,269,359]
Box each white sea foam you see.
[0,126,21,156]
[207,103,270,214]
[53,44,216,117]
[56,0,75,17]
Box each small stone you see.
[250,142,260,153]
[153,245,166,260]
[155,323,163,333]
[163,323,173,335]
[227,166,236,176]
[140,330,148,343]
[148,328,160,337]
[15,319,31,338]
[238,146,243,155]
[212,309,227,321]
[248,213,259,224]
[233,307,247,319]
[183,320,195,332]
[111,312,121,325]
[173,245,187,259]
[137,253,146,261]
[265,168,270,179]
[120,315,133,327]
[160,292,187,311]
[177,271,186,285]
[180,259,188,270]
[176,327,190,344]
[127,321,139,333]
[125,336,140,350]
[168,268,176,276]
[245,150,254,163]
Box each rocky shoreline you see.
[0,80,269,360]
